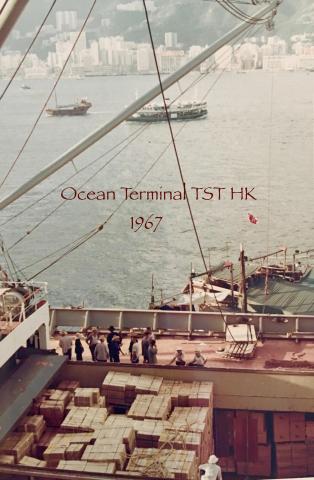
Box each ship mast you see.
[0,0,281,211]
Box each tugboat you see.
[128,100,207,122]
[46,98,92,116]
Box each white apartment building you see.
[165,32,178,49]
[137,45,154,72]
[56,11,78,32]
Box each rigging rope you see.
[0,0,97,192]
[4,31,245,248]
[142,0,240,337]
[14,25,257,279]
[215,0,276,25]
[0,0,58,102]
[0,0,10,16]
[142,0,208,273]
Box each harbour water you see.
[0,71,313,307]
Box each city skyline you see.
[1,5,314,78]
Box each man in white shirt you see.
[188,349,207,366]
[199,455,222,480]
[59,331,73,360]
[95,337,109,362]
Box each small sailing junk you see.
[46,95,92,117]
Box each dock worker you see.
[130,336,140,364]
[59,331,73,360]
[199,454,222,480]
[107,325,117,362]
[168,347,186,366]
[75,333,84,361]
[95,337,109,362]
[188,349,207,367]
[86,328,99,361]
[111,335,122,363]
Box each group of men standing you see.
[58,325,157,364]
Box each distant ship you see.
[46,98,92,116]
[128,100,207,122]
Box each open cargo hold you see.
[1,362,314,479]
[0,372,214,479]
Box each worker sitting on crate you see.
[168,347,186,366]
[199,455,222,480]
[188,349,207,367]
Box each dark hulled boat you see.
[46,98,92,116]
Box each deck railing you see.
[49,307,314,339]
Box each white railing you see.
[49,307,314,338]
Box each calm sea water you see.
[0,71,313,307]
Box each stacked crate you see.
[74,388,100,406]
[95,426,136,454]
[127,395,171,421]
[0,432,34,462]
[159,380,213,408]
[235,411,271,477]
[57,380,80,392]
[43,432,96,466]
[274,412,307,478]
[81,442,127,469]
[127,448,198,480]
[57,460,116,474]
[37,389,71,427]
[166,406,213,463]
[158,430,202,459]
[60,406,108,432]
[16,415,46,441]
[104,415,167,448]
[135,375,163,395]
[214,410,270,476]
[101,372,163,406]
[214,410,235,472]
[0,454,15,464]
[19,455,46,467]
[135,420,169,448]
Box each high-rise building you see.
[165,32,178,49]
[56,11,78,32]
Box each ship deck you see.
[51,335,314,373]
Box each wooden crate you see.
[57,460,116,474]
[82,443,127,469]
[158,430,202,458]
[74,388,100,407]
[276,442,307,477]
[0,432,34,462]
[159,380,213,408]
[0,454,15,464]
[39,400,65,427]
[64,443,86,460]
[167,407,213,463]
[95,426,136,453]
[135,419,168,448]
[127,448,197,480]
[101,372,163,406]
[219,456,236,473]
[16,415,46,441]
[60,407,108,432]
[57,380,80,392]
[19,455,46,467]
[306,421,314,440]
[237,445,271,476]
[128,395,171,421]
[274,413,291,443]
